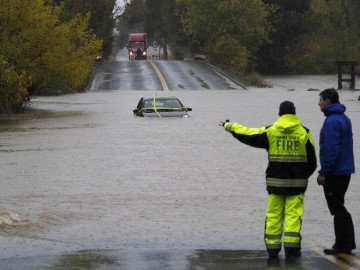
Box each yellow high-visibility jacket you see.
[224,114,317,195]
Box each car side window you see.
[155,101,165,108]
[170,100,182,108]
[144,100,153,108]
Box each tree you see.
[1,0,102,89]
[54,0,116,58]
[164,0,191,59]
[297,0,360,74]
[44,13,102,90]
[0,55,30,113]
[254,0,311,75]
[86,0,116,58]
[122,0,145,30]
[178,0,270,73]
[144,0,169,59]
[144,0,190,60]
[115,0,360,76]
[0,0,102,112]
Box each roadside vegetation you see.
[118,0,360,85]
[1,0,360,113]
[0,0,116,113]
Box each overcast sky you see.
[117,0,125,7]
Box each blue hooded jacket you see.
[319,103,355,176]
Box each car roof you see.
[142,96,179,101]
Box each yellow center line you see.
[341,254,360,267]
[318,241,360,267]
[305,241,358,270]
[148,60,169,91]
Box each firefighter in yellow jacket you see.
[220,101,317,259]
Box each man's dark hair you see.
[319,88,339,104]
[279,101,296,116]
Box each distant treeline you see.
[2,0,359,113]
[0,0,117,113]
[119,0,360,75]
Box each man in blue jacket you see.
[317,88,356,254]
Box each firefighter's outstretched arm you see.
[219,120,268,149]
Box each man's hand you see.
[219,120,229,127]
[317,175,326,186]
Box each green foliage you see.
[118,0,360,76]
[255,0,311,74]
[178,0,270,73]
[211,35,249,74]
[0,55,31,113]
[240,73,270,87]
[297,0,360,74]
[56,0,116,58]
[163,0,190,58]
[0,0,102,113]
[122,0,146,29]
[144,0,172,59]
[47,13,102,90]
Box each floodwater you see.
[0,75,359,269]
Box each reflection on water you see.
[189,250,268,270]
[0,249,314,270]
[187,249,307,270]
[0,107,93,134]
[50,250,118,270]
[0,124,98,134]
[0,108,84,123]
[49,249,310,270]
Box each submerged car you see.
[133,96,192,117]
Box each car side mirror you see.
[187,108,192,111]
[133,109,138,113]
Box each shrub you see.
[0,55,31,113]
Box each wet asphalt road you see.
[1,53,360,269]
[0,249,358,270]
[89,49,244,91]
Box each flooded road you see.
[90,49,244,91]
[1,73,359,269]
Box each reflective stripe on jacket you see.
[224,114,317,195]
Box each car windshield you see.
[129,42,144,49]
[144,99,182,109]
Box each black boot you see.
[267,249,280,259]
[285,247,301,258]
[324,243,352,254]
